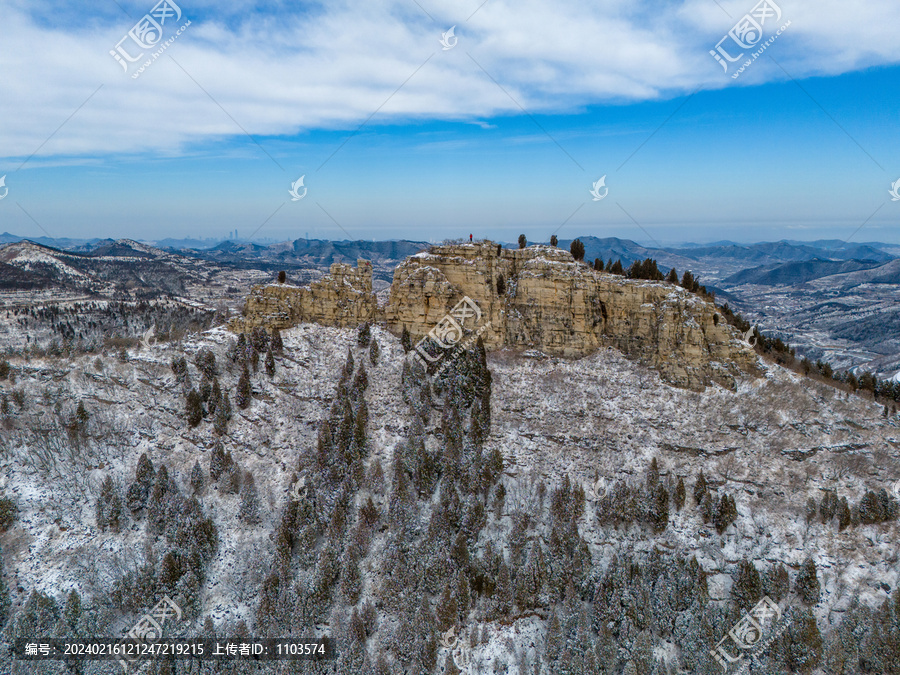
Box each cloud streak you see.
[1,0,899,161]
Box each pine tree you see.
[75,400,89,427]
[764,563,790,602]
[456,571,471,618]
[493,561,513,618]
[354,364,368,393]
[251,326,269,353]
[354,398,369,450]
[0,497,16,532]
[209,378,221,416]
[357,322,372,347]
[693,470,708,505]
[190,461,205,494]
[265,345,275,377]
[647,456,660,489]
[186,388,203,427]
[650,482,669,533]
[435,582,458,631]
[666,267,678,283]
[570,238,585,261]
[517,542,545,610]
[795,557,820,605]
[819,490,838,523]
[369,338,380,365]
[837,496,851,531]
[450,531,470,572]
[126,453,155,512]
[63,589,82,631]
[783,608,823,672]
[339,549,362,604]
[239,471,260,524]
[233,333,247,363]
[675,477,686,510]
[236,365,251,409]
[215,391,231,435]
[714,493,738,534]
[732,559,762,612]
[223,457,241,494]
[518,234,527,249]
[496,274,506,295]
[278,270,286,283]
[209,442,227,481]
[401,326,412,352]
[271,328,284,354]
[859,490,885,524]
[550,234,558,247]
[171,355,190,391]
[194,348,217,379]
[96,475,123,532]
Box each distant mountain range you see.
[2,233,900,378]
[193,238,431,282]
[1,230,895,271]
[722,259,889,286]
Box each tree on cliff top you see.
[570,239,585,261]
[518,234,527,249]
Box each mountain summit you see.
[231,241,758,389]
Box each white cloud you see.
[1,0,899,161]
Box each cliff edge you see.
[229,242,759,389]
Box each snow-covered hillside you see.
[0,323,898,674]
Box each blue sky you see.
[1,0,899,244]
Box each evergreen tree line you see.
[595,463,737,536]
[811,487,899,530]
[253,336,382,672]
[6,299,218,358]
[171,327,285,433]
[95,453,220,619]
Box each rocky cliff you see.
[230,242,759,389]
[228,259,375,332]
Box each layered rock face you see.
[228,260,375,332]
[232,243,758,389]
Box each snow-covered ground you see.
[0,322,898,672]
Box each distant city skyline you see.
[1,0,899,244]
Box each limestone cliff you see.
[228,259,375,332]
[230,243,759,389]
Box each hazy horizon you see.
[2,0,899,244]
[4,229,900,251]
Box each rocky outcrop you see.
[231,243,759,389]
[228,260,375,332]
